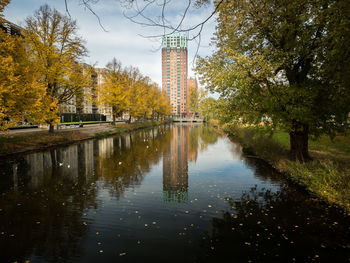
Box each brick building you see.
[162,33,188,116]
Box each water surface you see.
[0,124,349,262]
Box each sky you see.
[4,0,218,88]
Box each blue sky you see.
[4,0,217,88]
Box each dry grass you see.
[0,131,90,155]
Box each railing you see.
[172,118,204,123]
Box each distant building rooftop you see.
[0,19,22,36]
[162,33,187,48]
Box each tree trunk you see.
[289,123,311,162]
[49,123,54,133]
[128,115,132,123]
[112,106,116,125]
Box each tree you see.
[0,0,52,130]
[124,66,148,122]
[24,4,88,132]
[188,85,199,116]
[0,0,9,14]
[196,0,350,161]
[99,58,129,124]
[199,97,218,121]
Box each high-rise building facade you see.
[162,33,188,116]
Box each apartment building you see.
[162,33,188,116]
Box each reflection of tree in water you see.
[0,151,98,263]
[199,125,219,152]
[199,161,350,263]
[96,126,171,199]
[188,126,200,163]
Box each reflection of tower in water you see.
[163,126,189,203]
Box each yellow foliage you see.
[24,5,88,131]
[0,28,51,130]
[99,58,172,121]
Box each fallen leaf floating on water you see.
[82,222,87,226]
[119,252,127,256]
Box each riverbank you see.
[224,124,350,211]
[0,120,168,157]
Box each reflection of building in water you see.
[22,142,97,188]
[163,126,189,203]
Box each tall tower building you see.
[162,33,188,116]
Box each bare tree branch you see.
[123,0,224,38]
[74,0,224,40]
[64,0,71,18]
[81,0,108,31]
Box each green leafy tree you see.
[196,0,350,161]
[188,85,199,116]
[199,97,217,121]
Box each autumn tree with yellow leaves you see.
[98,58,129,124]
[99,58,171,123]
[0,0,52,130]
[24,4,89,132]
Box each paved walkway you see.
[0,123,115,136]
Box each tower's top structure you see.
[162,33,187,48]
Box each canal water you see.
[0,124,349,263]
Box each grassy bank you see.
[225,124,350,211]
[0,120,167,157]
